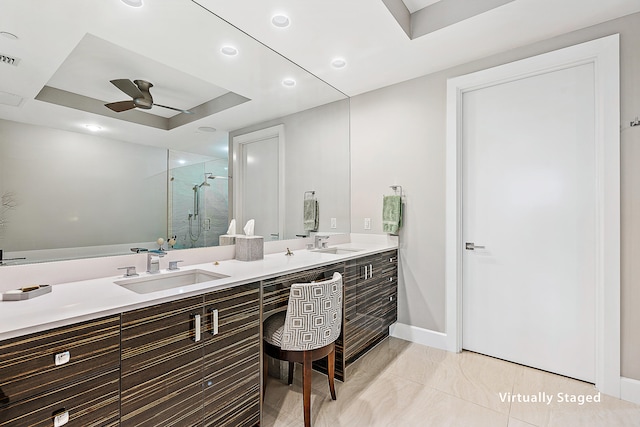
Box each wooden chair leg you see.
[262,353,268,400]
[327,346,336,400]
[303,351,312,427]
[288,361,295,385]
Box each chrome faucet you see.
[147,251,166,274]
[314,235,330,249]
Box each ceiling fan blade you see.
[110,79,143,99]
[153,103,193,114]
[105,100,137,112]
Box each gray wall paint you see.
[230,99,350,240]
[350,12,640,380]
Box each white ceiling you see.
[1,0,638,156]
[402,0,442,14]
[200,0,640,97]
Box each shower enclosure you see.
[169,154,229,249]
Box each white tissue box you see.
[235,235,264,261]
[219,235,236,246]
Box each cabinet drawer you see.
[0,368,119,427]
[0,315,120,405]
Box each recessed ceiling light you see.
[0,31,18,40]
[121,0,143,7]
[331,58,347,69]
[282,78,296,87]
[198,126,217,133]
[85,124,102,132]
[271,14,290,28]
[178,159,187,165]
[220,46,238,56]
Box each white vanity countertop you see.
[0,234,398,340]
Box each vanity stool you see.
[263,272,343,427]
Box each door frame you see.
[232,124,285,239]
[445,35,620,396]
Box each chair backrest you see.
[281,272,343,351]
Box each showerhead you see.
[204,172,229,181]
[204,172,229,180]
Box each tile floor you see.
[261,337,640,427]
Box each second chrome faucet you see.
[147,251,166,274]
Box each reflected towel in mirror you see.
[303,199,319,231]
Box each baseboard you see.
[621,377,640,404]
[389,322,448,351]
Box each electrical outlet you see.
[330,218,337,229]
[364,218,371,230]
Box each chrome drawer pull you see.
[54,351,70,366]
[193,314,201,342]
[53,409,69,427]
[210,309,219,335]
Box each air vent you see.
[0,53,20,66]
[0,91,23,107]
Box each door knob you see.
[465,242,485,250]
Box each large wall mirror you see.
[0,0,349,265]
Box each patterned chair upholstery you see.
[263,272,343,427]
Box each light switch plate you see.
[364,218,371,230]
[330,218,337,229]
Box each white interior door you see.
[233,125,285,240]
[461,63,596,382]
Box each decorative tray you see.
[2,285,52,301]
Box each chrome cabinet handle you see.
[369,264,373,279]
[465,242,486,251]
[193,314,201,342]
[210,309,219,336]
[362,265,368,280]
[54,351,70,366]
[53,409,69,427]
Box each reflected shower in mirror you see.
[168,150,229,249]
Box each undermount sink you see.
[115,269,229,294]
[313,247,363,255]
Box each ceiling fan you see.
[104,79,192,114]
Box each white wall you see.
[0,119,167,257]
[350,13,640,380]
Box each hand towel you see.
[303,199,319,231]
[382,195,402,234]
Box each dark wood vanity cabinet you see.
[0,315,120,426]
[120,295,205,426]
[343,249,398,375]
[0,249,396,426]
[121,283,261,427]
[203,282,260,427]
